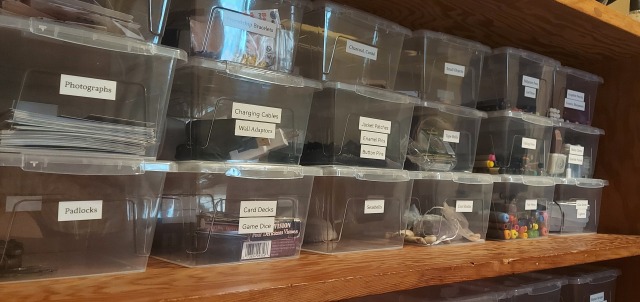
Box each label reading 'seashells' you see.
[364,199,385,214]
[567,89,585,102]
[521,137,537,150]
[444,62,466,77]
[525,199,538,210]
[569,145,585,156]
[235,119,276,139]
[589,292,605,302]
[443,130,461,143]
[360,144,386,160]
[524,86,537,99]
[568,154,584,165]
[359,116,391,134]
[576,199,589,209]
[565,98,586,111]
[346,39,378,60]
[238,217,275,234]
[522,75,540,89]
[360,131,388,147]
[222,10,276,38]
[456,200,474,213]
[232,102,282,124]
[59,74,117,101]
[240,200,278,217]
[58,200,103,222]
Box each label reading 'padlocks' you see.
[525,199,538,210]
[232,102,282,124]
[359,116,391,134]
[240,200,278,217]
[444,62,466,77]
[589,292,605,302]
[346,39,378,60]
[238,217,276,234]
[364,199,385,214]
[360,131,388,147]
[235,119,276,139]
[59,74,117,101]
[455,200,474,213]
[522,75,540,89]
[443,130,461,143]
[521,137,537,150]
[360,144,386,160]
[58,200,102,222]
[222,10,277,38]
[524,86,537,99]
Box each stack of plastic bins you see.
[342,281,507,301]
[547,121,604,178]
[295,1,410,89]
[302,166,412,254]
[550,66,603,125]
[406,101,487,172]
[150,161,320,266]
[548,178,607,235]
[405,172,493,246]
[163,0,311,73]
[0,153,166,282]
[0,14,186,158]
[544,265,621,302]
[474,111,553,175]
[396,30,491,108]
[487,176,556,240]
[478,47,560,116]
[468,273,567,302]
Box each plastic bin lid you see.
[416,100,488,119]
[552,120,605,135]
[553,178,608,188]
[324,82,419,104]
[548,266,621,285]
[557,66,604,83]
[144,161,321,179]
[486,110,553,126]
[316,165,410,182]
[492,47,560,66]
[408,171,493,184]
[491,175,555,186]
[184,58,322,89]
[489,273,567,298]
[0,150,146,175]
[312,1,411,35]
[412,30,491,53]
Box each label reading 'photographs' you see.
[443,130,461,143]
[58,200,102,222]
[360,144,386,160]
[521,137,537,150]
[456,200,474,213]
[568,154,584,165]
[59,74,116,101]
[222,10,276,38]
[444,62,466,77]
[238,217,275,234]
[359,116,391,134]
[241,240,272,260]
[589,292,605,302]
[565,98,586,111]
[240,200,278,217]
[524,86,537,99]
[522,75,540,89]
[570,145,585,156]
[235,119,276,139]
[360,131,388,147]
[364,199,385,214]
[232,102,282,124]
[567,89,585,102]
[346,39,378,60]
[525,199,538,210]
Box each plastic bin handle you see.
[354,172,410,182]
[20,154,145,176]
[148,0,171,36]
[223,167,305,180]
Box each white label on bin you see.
[238,217,275,234]
[59,74,117,101]
[222,10,276,38]
[241,240,272,260]
[444,62,466,77]
[590,292,605,302]
[235,119,276,139]
[232,102,282,124]
[567,89,585,102]
[6,196,42,212]
[455,200,474,213]
[360,131,388,147]
[576,199,589,209]
[360,144,386,160]
[240,200,278,217]
[524,87,537,99]
[364,199,385,214]
[568,154,584,165]
[58,200,102,222]
[565,98,586,111]
[525,199,538,210]
[437,89,455,101]
[521,137,537,150]
[577,208,588,219]
[359,116,391,134]
[346,39,378,60]
[522,75,540,89]
[443,130,460,143]
[570,145,585,156]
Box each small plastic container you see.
[303,166,413,254]
[295,1,411,89]
[0,152,166,283]
[405,172,493,246]
[550,66,603,125]
[544,265,621,302]
[396,30,491,108]
[343,282,506,301]
[548,178,607,234]
[475,111,553,175]
[406,101,487,172]
[161,59,321,164]
[150,161,320,267]
[470,273,567,302]
[547,121,604,178]
[478,47,560,115]
[0,14,186,158]
[487,176,556,240]
[301,82,416,169]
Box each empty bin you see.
[550,66,603,125]
[545,265,620,302]
[343,281,506,301]
[469,273,567,302]
[548,178,607,234]
[547,121,603,178]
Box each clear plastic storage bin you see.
[303,166,412,254]
[547,121,603,178]
[161,59,321,164]
[396,30,491,108]
[470,273,567,302]
[0,152,165,282]
[475,111,553,175]
[295,1,410,89]
[406,101,486,172]
[545,265,621,302]
[301,82,416,169]
[405,172,493,246]
[343,282,506,301]
[0,14,186,158]
[548,178,607,234]
[487,176,556,240]
[550,66,603,125]
[478,47,560,115]
[150,161,319,267]
[163,0,310,72]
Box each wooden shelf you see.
[2,234,640,302]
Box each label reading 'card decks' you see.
[568,154,584,165]
[238,217,275,234]
[522,75,540,89]
[521,137,537,150]
[524,86,537,99]
[565,98,586,111]
[240,200,278,217]
[444,62,466,77]
[364,199,385,214]
[232,102,282,124]
[443,130,460,143]
[360,131,388,147]
[360,144,386,160]
[456,200,474,213]
[58,200,102,222]
[525,199,538,210]
[590,292,605,302]
[59,74,117,101]
[235,119,276,139]
[222,10,276,38]
[346,39,378,60]
[359,116,391,134]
